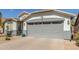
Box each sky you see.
[0,9,79,18]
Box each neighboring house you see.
[22,10,76,39]
[2,11,29,36]
[3,18,17,35]
[0,18,5,34]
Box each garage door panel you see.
[41,24,63,32]
[27,22,64,39]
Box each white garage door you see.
[27,20,64,39]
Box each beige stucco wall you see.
[4,21,17,33]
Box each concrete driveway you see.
[0,36,79,50]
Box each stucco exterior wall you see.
[23,11,72,39]
[4,21,17,35]
[22,22,28,35]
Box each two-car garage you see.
[23,10,76,40]
[27,17,65,39]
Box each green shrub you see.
[5,34,11,40]
[7,31,12,37]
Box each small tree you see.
[0,12,2,26]
[75,32,79,46]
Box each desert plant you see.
[5,37,10,40]
[75,32,79,46]
[76,37,79,46]
[5,35,11,40]
[74,32,79,39]
[22,34,26,37]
